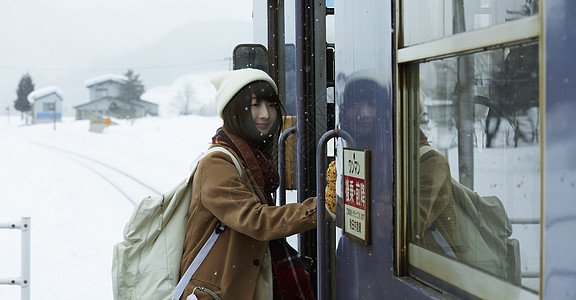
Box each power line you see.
[0,57,230,73]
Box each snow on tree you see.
[119,69,145,102]
[14,73,35,118]
[115,69,145,118]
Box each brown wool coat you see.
[417,141,458,255]
[179,146,318,300]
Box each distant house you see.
[28,86,64,124]
[74,74,158,120]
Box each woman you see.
[179,68,332,300]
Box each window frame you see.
[396,2,542,299]
[398,15,539,63]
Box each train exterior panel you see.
[543,1,576,299]
[247,0,576,298]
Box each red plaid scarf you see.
[212,128,315,300]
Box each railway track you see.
[33,142,162,206]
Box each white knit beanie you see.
[211,68,278,118]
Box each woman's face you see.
[250,95,277,134]
[345,99,377,135]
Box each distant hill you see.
[57,19,252,115]
[97,19,253,89]
[127,19,253,117]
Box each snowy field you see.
[0,113,544,298]
[0,115,223,299]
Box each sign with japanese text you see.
[343,149,371,245]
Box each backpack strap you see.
[173,146,240,300]
[429,227,457,258]
[191,146,242,177]
[419,145,433,157]
[206,146,242,177]
[173,222,226,300]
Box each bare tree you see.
[172,81,196,115]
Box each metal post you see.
[53,102,57,131]
[0,217,31,300]
[453,0,474,188]
[21,217,31,300]
[316,129,353,300]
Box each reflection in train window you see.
[410,44,540,292]
[402,0,539,46]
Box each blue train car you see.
[239,0,575,298]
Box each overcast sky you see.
[0,0,254,114]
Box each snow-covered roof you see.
[84,74,127,87]
[27,86,64,102]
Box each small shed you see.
[28,86,64,124]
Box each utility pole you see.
[52,102,57,131]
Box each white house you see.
[85,74,126,101]
[74,74,158,120]
[28,86,64,124]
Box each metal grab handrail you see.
[0,216,31,300]
[278,126,297,206]
[316,129,353,300]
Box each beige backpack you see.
[421,145,521,284]
[112,147,241,300]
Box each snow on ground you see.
[0,113,544,298]
[0,115,222,299]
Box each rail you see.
[33,142,161,206]
[0,217,31,300]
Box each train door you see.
[330,0,398,299]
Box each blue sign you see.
[37,112,62,118]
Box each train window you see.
[402,0,539,46]
[233,44,268,71]
[407,43,540,297]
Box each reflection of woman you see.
[338,70,457,253]
[340,71,386,149]
[417,130,458,255]
[334,71,388,227]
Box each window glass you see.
[43,102,56,111]
[402,0,539,46]
[410,44,540,292]
[95,88,108,99]
[335,0,391,150]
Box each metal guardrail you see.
[0,217,31,300]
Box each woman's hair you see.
[342,78,384,109]
[222,80,284,157]
[340,78,387,149]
